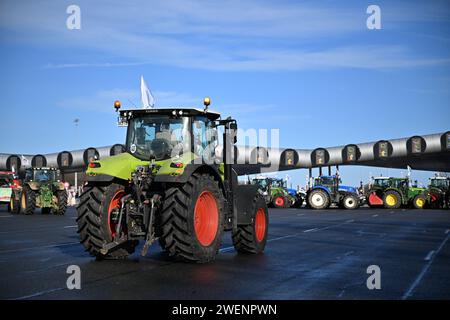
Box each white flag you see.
[140,76,154,109]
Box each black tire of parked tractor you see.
[293,196,303,208]
[9,193,20,214]
[342,194,359,210]
[76,183,138,259]
[308,189,330,210]
[383,190,402,209]
[232,195,269,254]
[41,207,51,214]
[412,194,426,209]
[272,194,287,208]
[21,186,36,215]
[158,173,225,263]
[54,190,68,215]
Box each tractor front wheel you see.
[383,190,401,209]
[21,186,36,215]
[232,195,268,254]
[342,194,359,210]
[158,173,225,263]
[413,194,426,209]
[54,190,68,215]
[272,195,286,208]
[308,189,330,210]
[77,183,138,259]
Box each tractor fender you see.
[26,182,40,191]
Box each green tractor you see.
[426,176,450,209]
[76,99,269,263]
[366,177,427,209]
[250,176,299,208]
[11,167,68,215]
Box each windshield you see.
[33,170,56,182]
[271,179,286,188]
[431,179,449,189]
[127,116,190,160]
[252,179,269,190]
[315,177,335,186]
[374,179,390,187]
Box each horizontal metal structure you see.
[0,131,449,175]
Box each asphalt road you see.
[0,205,449,300]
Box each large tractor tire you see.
[383,190,401,209]
[272,195,287,208]
[21,186,36,215]
[412,194,426,209]
[9,194,20,214]
[158,173,225,263]
[77,183,138,259]
[308,189,330,210]
[54,190,68,215]
[342,194,359,210]
[232,195,269,254]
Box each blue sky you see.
[0,0,449,187]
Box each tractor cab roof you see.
[119,108,221,121]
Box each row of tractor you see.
[0,168,68,215]
[366,176,449,209]
[248,174,450,210]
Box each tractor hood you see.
[86,151,197,181]
[338,185,357,194]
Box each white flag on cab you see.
[140,76,154,109]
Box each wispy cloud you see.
[1,0,449,71]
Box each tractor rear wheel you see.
[308,189,330,210]
[272,195,286,208]
[54,190,68,215]
[413,194,426,209]
[383,190,401,209]
[158,173,225,263]
[77,183,138,259]
[342,194,359,210]
[21,186,36,215]
[232,195,268,254]
[9,194,20,214]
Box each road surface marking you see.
[445,229,449,235]
[63,225,77,229]
[219,234,297,253]
[303,228,318,233]
[11,287,67,300]
[372,214,378,217]
[424,250,435,261]
[402,233,450,300]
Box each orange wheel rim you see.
[255,208,266,242]
[194,191,219,247]
[108,190,125,237]
[275,197,284,206]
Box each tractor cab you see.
[119,107,221,162]
[25,167,61,184]
[429,177,450,191]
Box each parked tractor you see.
[306,175,359,210]
[250,176,301,208]
[77,99,269,263]
[426,176,450,209]
[0,171,20,213]
[366,177,427,209]
[11,167,68,215]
